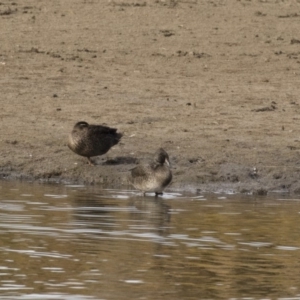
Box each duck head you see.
[154,148,170,166]
[74,121,89,130]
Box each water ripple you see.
[1,294,97,300]
[1,183,300,299]
[0,248,72,259]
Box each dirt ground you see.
[1,0,300,194]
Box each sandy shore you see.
[1,0,300,194]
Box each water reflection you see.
[0,182,300,299]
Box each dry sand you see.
[1,0,300,194]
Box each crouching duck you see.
[68,121,122,165]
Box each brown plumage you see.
[68,121,122,165]
[129,148,172,196]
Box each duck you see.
[129,148,172,196]
[68,121,122,165]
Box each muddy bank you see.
[1,152,300,195]
[1,0,300,194]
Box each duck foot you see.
[87,157,95,166]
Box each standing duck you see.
[129,148,172,196]
[68,121,122,165]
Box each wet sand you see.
[1,0,300,194]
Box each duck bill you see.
[165,158,171,167]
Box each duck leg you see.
[87,157,95,166]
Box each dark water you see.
[0,181,300,299]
